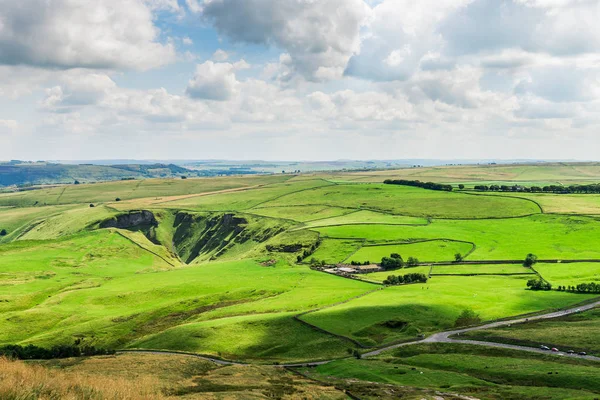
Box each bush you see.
[0,344,114,360]
[0,229,6,236]
[454,309,481,327]
[526,278,552,291]
[406,257,419,267]
[115,198,121,202]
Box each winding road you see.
[119,298,600,367]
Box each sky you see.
[1,0,600,161]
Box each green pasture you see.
[535,262,600,286]
[16,205,118,241]
[163,179,333,211]
[315,214,600,261]
[130,312,352,363]
[0,175,289,207]
[347,240,474,264]
[473,191,600,215]
[0,204,80,242]
[310,238,364,264]
[303,343,600,399]
[302,275,594,346]
[0,231,371,360]
[249,204,353,222]
[460,308,600,355]
[300,210,428,228]
[260,183,541,218]
[431,264,534,275]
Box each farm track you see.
[118,298,600,368]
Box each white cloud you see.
[0,0,175,70]
[212,49,229,61]
[182,37,194,46]
[186,60,250,101]
[200,0,370,81]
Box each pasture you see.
[460,307,600,355]
[302,343,600,399]
[302,275,595,346]
[1,163,600,381]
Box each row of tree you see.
[473,183,600,194]
[383,273,428,285]
[380,253,419,270]
[526,278,552,291]
[0,344,115,360]
[350,260,371,266]
[557,283,600,293]
[383,179,453,192]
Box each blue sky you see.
[1,0,600,161]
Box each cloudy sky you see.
[1,0,600,161]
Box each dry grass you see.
[0,357,166,400]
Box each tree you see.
[454,253,463,262]
[181,176,187,179]
[390,253,402,259]
[523,253,538,268]
[454,309,481,327]
[458,184,465,190]
[381,256,403,270]
[89,204,95,208]
[0,229,6,236]
[74,180,80,185]
[406,257,419,267]
[526,278,552,291]
[115,198,121,202]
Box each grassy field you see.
[460,307,600,355]
[0,230,371,361]
[0,174,290,207]
[347,240,474,263]
[302,275,595,346]
[431,264,534,275]
[2,163,600,395]
[260,183,541,218]
[535,262,600,286]
[314,214,600,261]
[301,343,600,399]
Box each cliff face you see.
[100,211,158,229]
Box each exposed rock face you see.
[100,210,157,229]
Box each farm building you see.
[355,264,383,274]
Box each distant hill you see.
[0,162,195,187]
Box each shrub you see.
[0,229,6,236]
[526,278,552,291]
[454,309,481,327]
[406,257,419,267]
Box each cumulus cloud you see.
[199,0,370,80]
[439,0,600,56]
[345,0,468,81]
[0,0,175,70]
[185,60,250,101]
